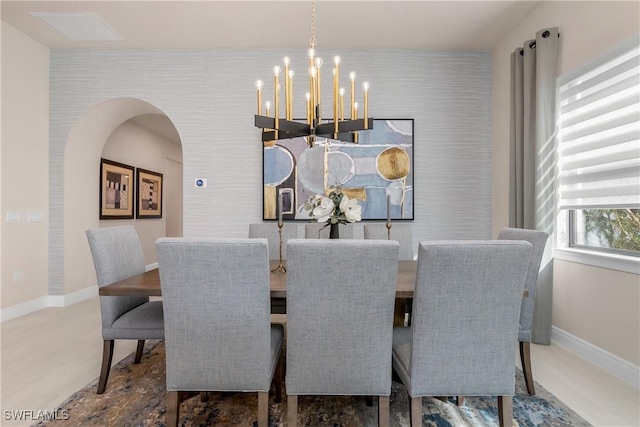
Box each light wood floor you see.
[1,297,638,426]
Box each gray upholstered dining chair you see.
[86,225,164,394]
[498,227,549,395]
[156,238,284,427]
[285,239,399,427]
[249,222,298,260]
[364,223,414,260]
[304,222,355,239]
[392,240,532,427]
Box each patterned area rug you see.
[33,341,590,427]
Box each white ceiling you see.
[1,1,541,50]
[1,1,541,144]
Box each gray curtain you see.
[509,27,559,345]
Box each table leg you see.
[394,298,406,327]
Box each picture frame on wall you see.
[100,158,135,219]
[136,168,163,219]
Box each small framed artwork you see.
[100,158,135,219]
[136,168,163,219]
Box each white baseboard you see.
[47,285,98,307]
[1,285,98,322]
[0,296,50,322]
[552,326,639,389]
[2,263,158,322]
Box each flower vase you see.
[329,223,340,239]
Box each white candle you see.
[386,194,391,223]
[278,192,283,225]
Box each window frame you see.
[568,209,640,258]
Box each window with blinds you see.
[557,38,640,255]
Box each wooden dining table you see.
[98,260,527,327]
[98,260,419,298]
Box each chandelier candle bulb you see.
[265,101,271,117]
[255,80,263,115]
[349,72,356,119]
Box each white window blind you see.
[557,39,640,210]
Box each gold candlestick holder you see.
[386,221,392,240]
[271,222,287,274]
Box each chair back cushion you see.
[304,223,354,239]
[498,227,548,340]
[408,240,531,396]
[249,222,297,260]
[364,223,414,260]
[86,226,148,329]
[286,239,399,395]
[156,238,273,392]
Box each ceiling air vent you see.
[29,12,123,42]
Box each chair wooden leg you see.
[257,391,268,427]
[287,395,298,427]
[97,340,114,394]
[520,341,536,395]
[133,340,144,365]
[498,395,513,427]
[274,353,284,404]
[379,396,390,427]
[456,396,465,406]
[200,392,208,402]
[166,391,180,427]
[134,340,145,364]
[410,396,422,427]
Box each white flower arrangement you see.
[303,189,362,224]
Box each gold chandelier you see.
[254,0,372,145]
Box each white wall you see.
[100,120,183,265]
[492,1,640,365]
[0,23,49,309]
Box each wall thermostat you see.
[194,178,207,188]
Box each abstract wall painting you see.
[136,168,163,219]
[100,158,135,219]
[263,119,414,221]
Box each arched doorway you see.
[59,98,182,296]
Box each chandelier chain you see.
[309,0,317,49]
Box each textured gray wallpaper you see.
[49,49,491,294]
